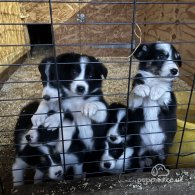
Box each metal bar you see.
[123,0,137,173]
[48,0,67,177]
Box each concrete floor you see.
[11,168,195,195]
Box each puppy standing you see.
[32,53,108,151]
[57,53,108,151]
[128,42,181,168]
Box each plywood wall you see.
[21,1,145,57]
[0,2,30,75]
[20,0,195,84]
[138,0,195,86]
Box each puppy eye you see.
[158,53,166,60]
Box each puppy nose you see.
[55,170,62,177]
[170,68,178,75]
[104,162,111,169]
[110,135,117,142]
[43,95,50,101]
[25,135,31,142]
[77,86,85,94]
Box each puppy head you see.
[107,104,127,144]
[134,42,182,81]
[39,57,61,102]
[58,53,107,96]
[100,141,124,173]
[25,125,59,146]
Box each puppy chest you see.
[141,100,165,151]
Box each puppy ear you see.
[39,56,55,72]
[133,44,150,60]
[99,63,108,79]
[172,45,182,67]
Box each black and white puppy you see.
[31,57,63,130]
[105,103,140,172]
[58,53,108,151]
[128,42,181,168]
[100,140,134,174]
[12,101,63,186]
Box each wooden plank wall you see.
[138,0,195,86]
[55,2,134,57]
[21,0,195,84]
[21,0,145,57]
[0,2,29,74]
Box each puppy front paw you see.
[31,112,47,127]
[81,103,98,118]
[150,86,166,101]
[133,84,150,98]
[44,114,61,131]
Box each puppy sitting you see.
[128,42,181,169]
[12,101,63,186]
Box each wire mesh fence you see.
[0,0,195,194]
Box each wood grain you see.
[140,1,195,85]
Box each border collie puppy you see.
[128,42,181,168]
[100,140,134,174]
[12,101,63,186]
[57,53,108,151]
[31,57,63,131]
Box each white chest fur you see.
[141,98,165,151]
[131,71,172,152]
[62,97,98,150]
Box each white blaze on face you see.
[107,110,126,144]
[100,142,116,170]
[70,56,89,95]
[156,43,179,79]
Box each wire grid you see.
[0,0,195,194]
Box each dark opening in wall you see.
[27,24,53,55]
[27,24,52,45]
